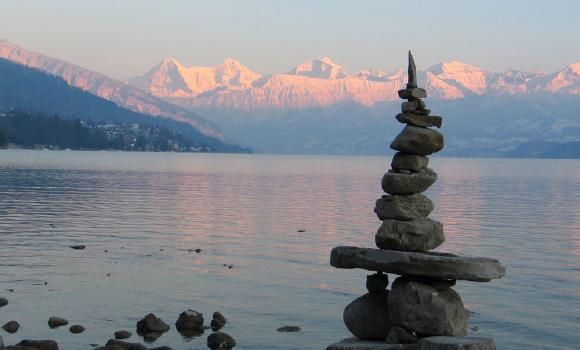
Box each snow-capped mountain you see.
[129,56,579,111]
[0,39,228,141]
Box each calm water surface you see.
[0,150,579,350]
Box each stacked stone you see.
[327,52,506,350]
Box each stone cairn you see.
[327,52,506,350]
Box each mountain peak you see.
[159,57,183,68]
[288,57,347,79]
[429,61,484,74]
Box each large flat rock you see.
[330,247,506,282]
[327,337,416,350]
[417,337,495,350]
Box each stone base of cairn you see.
[326,52,505,350]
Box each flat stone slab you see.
[417,336,495,350]
[330,247,506,282]
[327,337,416,350]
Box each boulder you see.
[374,195,434,221]
[398,88,427,99]
[13,340,59,350]
[396,114,442,128]
[114,330,132,340]
[2,321,19,334]
[207,332,236,350]
[104,339,147,350]
[47,317,68,328]
[375,219,444,252]
[417,337,496,350]
[390,126,444,156]
[389,277,468,337]
[343,293,391,340]
[330,247,506,282]
[386,326,418,344]
[326,337,417,350]
[175,310,204,331]
[69,325,85,334]
[381,168,437,195]
[391,153,429,172]
[366,273,389,293]
[136,313,169,335]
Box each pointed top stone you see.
[407,50,417,89]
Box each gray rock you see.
[13,340,59,350]
[143,332,161,342]
[374,194,434,221]
[213,312,227,325]
[0,298,7,307]
[47,317,68,328]
[375,219,444,252]
[343,293,391,340]
[396,114,442,129]
[69,245,85,250]
[149,347,174,350]
[207,332,236,350]
[381,168,437,195]
[326,337,417,350]
[136,313,169,335]
[276,326,301,332]
[390,126,444,156]
[211,319,225,331]
[386,326,417,344]
[391,153,429,172]
[330,247,506,282]
[401,100,426,113]
[2,321,19,334]
[398,88,427,99]
[175,310,204,331]
[69,325,85,334]
[389,277,468,337]
[417,337,496,350]
[366,273,389,293]
[413,109,431,116]
[114,330,132,340]
[105,339,147,350]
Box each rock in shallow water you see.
[389,276,468,337]
[13,339,59,350]
[343,292,391,340]
[375,219,444,252]
[175,310,204,331]
[47,317,68,328]
[103,339,148,350]
[390,126,444,156]
[0,297,8,307]
[114,330,132,340]
[207,332,236,350]
[136,313,169,335]
[276,325,301,332]
[375,194,434,221]
[417,336,495,350]
[330,247,506,282]
[69,325,85,334]
[326,337,417,350]
[2,320,19,334]
[381,168,437,195]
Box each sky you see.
[2,0,580,80]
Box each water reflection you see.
[0,150,579,349]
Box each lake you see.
[0,150,578,350]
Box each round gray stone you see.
[390,125,444,155]
[381,168,437,195]
[343,293,391,341]
[417,336,496,350]
[389,276,468,337]
[374,194,434,221]
[376,219,444,252]
[391,152,429,172]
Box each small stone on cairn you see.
[327,51,506,350]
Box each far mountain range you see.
[1,39,579,156]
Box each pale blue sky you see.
[2,0,579,79]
